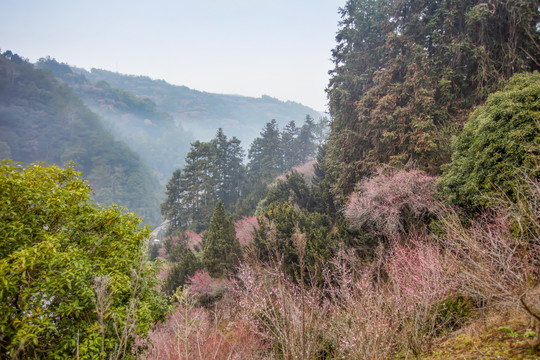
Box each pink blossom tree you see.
[344,167,437,239]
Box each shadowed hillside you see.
[0,52,163,225]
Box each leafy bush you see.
[439,72,540,211]
[431,295,472,335]
[253,202,334,283]
[0,161,167,359]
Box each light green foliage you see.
[439,72,540,211]
[0,161,167,359]
[202,201,242,278]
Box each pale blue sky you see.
[1,0,345,112]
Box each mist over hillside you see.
[75,67,324,146]
[0,52,163,225]
[36,58,194,184]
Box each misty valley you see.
[1,0,540,358]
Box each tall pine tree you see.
[162,129,246,234]
[248,119,283,181]
[202,201,242,278]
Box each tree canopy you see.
[0,52,163,225]
[202,201,242,278]
[0,161,167,359]
[325,0,540,204]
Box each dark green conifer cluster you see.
[325,0,540,204]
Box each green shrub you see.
[0,161,167,359]
[439,72,540,212]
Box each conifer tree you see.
[161,168,184,233]
[211,128,245,209]
[248,119,283,181]
[176,141,217,232]
[297,115,317,163]
[325,0,540,204]
[162,235,201,296]
[202,201,242,278]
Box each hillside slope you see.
[75,68,323,146]
[37,58,194,183]
[0,52,163,225]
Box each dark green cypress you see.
[202,201,242,278]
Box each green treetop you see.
[439,71,540,212]
[0,160,167,359]
[202,201,242,278]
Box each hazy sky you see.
[2,0,345,112]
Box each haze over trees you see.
[74,67,322,148]
[161,116,327,235]
[0,52,163,225]
[2,0,540,358]
[36,57,193,184]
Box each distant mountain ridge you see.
[36,58,194,184]
[74,67,323,146]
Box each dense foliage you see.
[0,52,163,225]
[161,129,245,233]
[439,71,540,211]
[161,235,200,296]
[162,118,325,234]
[0,161,167,359]
[6,1,539,357]
[253,172,336,282]
[325,0,540,204]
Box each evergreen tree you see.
[297,115,317,163]
[325,0,540,204]
[161,168,184,233]
[162,129,246,234]
[202,201,242,278]
[177,141,217,232]
[248,119,283,181]
[162,234,201,296]
[282,120,300,170]
[439,72,540,212]
[211,128,245,209]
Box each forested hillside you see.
[2,0,540,358]
[325,0,540,202]
[75,68,322,146]
[161,116,326,235]
[0,51,163,225]
[36,57,193,183]
[147,1,540,359]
